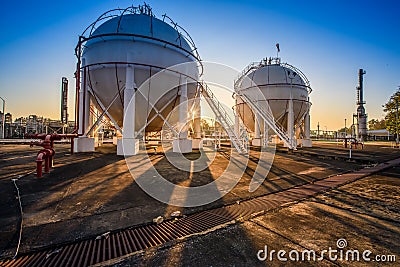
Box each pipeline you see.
[27,134,78,178]
[72,36,83,136]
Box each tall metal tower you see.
[356,69,367,141]
[61,77,68,125]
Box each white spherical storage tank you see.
[74,5,202,154]
[234,58,312,148]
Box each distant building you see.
[367,129,393,141]
[0,111,3,138]
[1,113,75,138]
[310,129,338,139]
[5,113,12,124]
[4,113,13,138]
[1,112,116,139]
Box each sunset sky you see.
[0,0,399,130]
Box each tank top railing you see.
[234,60,312,94]
[199,81,248,154]
[234,62,260,89]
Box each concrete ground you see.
[0,141,399,265]
[118,166,400,266]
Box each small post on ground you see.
[349,144,352,159]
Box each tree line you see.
[364,88,400,133]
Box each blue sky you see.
[0,0,399,129]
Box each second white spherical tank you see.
[235,63,311,132]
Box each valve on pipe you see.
[27,134,78,177]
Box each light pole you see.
[0,97,5,139]
[344,118,347,138]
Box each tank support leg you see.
[74,58,96,153]
[287,91,295,150]
[173,77,192,153]
[252,99,261,147]
[301,101,312,147]
[192,94,202,149]
[118,63,139,155]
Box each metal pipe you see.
[82,63,87,136]
[73,36,82,135]
[36,151,45,178]
[36,160,43,178]
[44,154,50,173]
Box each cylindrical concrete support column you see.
[193,95,201,139]
[83,66,90,136]
[300,100,312,147]
[252,99,261,146]
[172,77,192,153]
[117,62,140,155]
[123,64,136,139]
[288,92,295,146]
[304,107,311,140]
[179,78,188,139]
[191,93,202,150]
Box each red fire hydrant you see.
[28,134,77,178]
[35,148,54,178]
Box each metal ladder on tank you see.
[236,91,297,150]
[199,81,248,154]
